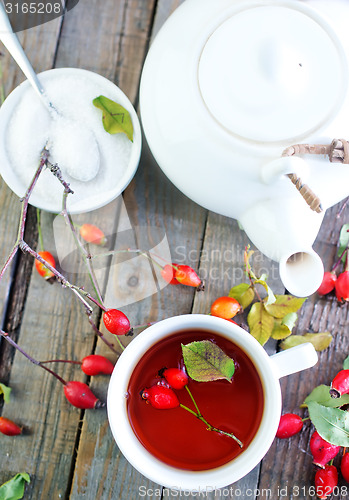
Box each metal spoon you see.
[0,3,100,182]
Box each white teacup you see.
[107,314,317,490]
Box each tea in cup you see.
[107,314,317,490]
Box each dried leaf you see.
[307,401,349,447]
[0,383,11,403]
[280,332,332,351]
[182,341,235,382]
[0,473,30,500]
[303,385,349,408]
[265,295,306,319]
[247,302,274,345]
[229,283,254,309]
[93,95,133,141]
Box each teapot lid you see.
[198,3,347,143]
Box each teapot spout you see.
[239,198,324,297]
[279,250,324,298]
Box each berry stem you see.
[86,313,124,353]
[40,359,82,365]
[61,191,107,311]
[185,385,201,416]
[132,321,155,330]
[331,247,348,272]
[0,328,67,385]
[91,247,167,271]
[180,385,243,448]
[36,208,44,252]
[179,402,243,447]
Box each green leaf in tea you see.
[307,401,349,447]
[280,332,332,352]
[181,340,235,382]
[265,295,306,319]
[229,283,254,309]
[0,473,30,500]
[247,302,274,345]
[0,383,11,404]
[303,385,349,408]
[93,95,133,141]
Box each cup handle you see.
[270,343,318,379]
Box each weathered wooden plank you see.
[163,213,284,500]
[0,13,64,349]
[0,10,66,491]
[258,203,349,500]
[0,1,130,497]
[69,0,210,497]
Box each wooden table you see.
[0,1,348,499]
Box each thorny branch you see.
[0,148,124,364]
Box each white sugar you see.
[5,73,132,211]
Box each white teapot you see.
[139,0,349,297]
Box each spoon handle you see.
[0,3,47,101]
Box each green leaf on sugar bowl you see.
[93,95,133,141]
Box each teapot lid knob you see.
[198,3,347,144]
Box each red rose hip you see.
[174,265,202,288]
[63,381,104,409]
[161,264,180,285]
[329,369,349,398]
[315,464,338,499]
[275,413,303,439]
[35,251,56,280]
[335,271,349,302]
[163,368,188,390]
[0,416,22,436]
[79,223,106,245]
[317,272,337,296]
[103,309,131,335]
[309,430,340,468]
[340,452,349,483]
[141,385,179,409]
[81,354,114,375]
[210,296,242,319]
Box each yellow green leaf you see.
[247,302,274,345]
[0,383,11,403]
[265,295,306,319]
[93,95,133,141]
[229,283,254,309]
[255,278,276,305]
[271,320,292,340]
[280,332,333,351]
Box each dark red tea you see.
[126,330,264,471]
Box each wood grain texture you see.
[69,0,209,497]
[258,204,349,500]
[1,0,348,499]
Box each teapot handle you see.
[262,138,349,214]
